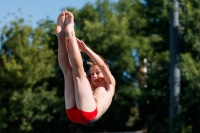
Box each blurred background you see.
[0,0,200,133]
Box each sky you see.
[0,0,119,29]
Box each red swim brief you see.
[66,106,98,124]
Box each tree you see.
[0,0,152,132]
[1,0,200,132]
[0,17,62,132]
[137,0,200,132]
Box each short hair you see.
[87,55,109,68]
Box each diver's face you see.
[90,65,104,87]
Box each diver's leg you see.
[55,11,75,109]
[65,11,96,112]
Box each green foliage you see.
[1,0,200,132]
[1,19,55,87]
[9,85,59,132]
[0,16,63,133]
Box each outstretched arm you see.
[76,39,116,87]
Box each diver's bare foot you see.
[64,11,75,34]
[55,11,66,36]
